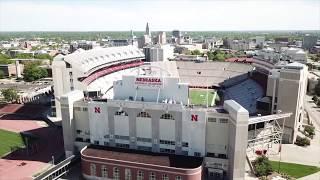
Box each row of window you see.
[137,137,152,143]
[207,117,228,123]
[207,152,228,159]
[74,107,88,112]
[116,143,130,149]
[160,140,175,146]
[76,130,90,135]
[93,139,190,148]
[90,164,182,180]
[115,135,130,140]
[160,148,175,154]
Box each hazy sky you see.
[0,0,319,31]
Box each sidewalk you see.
[298,171,320,180]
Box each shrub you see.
[295,136,310,146]
[304,125,315,138]
[254,156,273,177]
[312,95,318,103]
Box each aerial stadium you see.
[52,45,307,180]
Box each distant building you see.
[228,39,250,51]
[0,62,23,78]
[275,37,289,43]
[108,39,130,47]
[70,40,99,53]
[203,38,223,50]
[302,34,318,50]
[155,31,166,45]
[251,36,265,48]
[174,54,208,61]
[144,44,174,62]
[172,30,181,38]
[283,47,308,64]
[138,35,152,48]
[137,23,153,48]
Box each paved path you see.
[298,171,320,180]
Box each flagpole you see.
[206,79,208,108]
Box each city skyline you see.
[0,0,320,31]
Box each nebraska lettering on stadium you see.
[135,77,162,86]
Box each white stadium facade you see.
[52,45,308,180]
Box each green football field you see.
[0,129,25,157]
[189,89,217,106]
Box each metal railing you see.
[34,155,77,180]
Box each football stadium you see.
[52,45,307,180]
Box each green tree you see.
[15,53,34,59]
[23,62,48,82]
[191,49,201,55]
[254,156,273,177]
[34,54,53,60]
[0,54,13,64]
[1,88,18,102]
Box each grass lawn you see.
[270,161,320,178]
[189,89,215,106]
[0,129,25,157]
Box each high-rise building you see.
[172,30,181,38]
[143,44,174,62]
[155,31,166,44]
[302,34,318,50]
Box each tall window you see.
[137,170,144,180]
[149,172,156,180]
[125,168,131,180]
[137,111,151,118]
[113,167,120,180]
[160,113,174,120]
[101,165,108,178]
[90,164,96,176]
[175,176,182,180]
[162,174,169,180]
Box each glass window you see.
[182,142,188,147]
[175,176,182,180]
[137,170,144,180]
[101,165,108,178]
[113,167,120,180]
[137,111,151,118]
[125,168,131,180]
[207,117,216,122]
[149,172,156,180]
[160,113,174,120]
[194,152,201,157]
[115,111,128,116]
[90,164,96,176]
[162,174,169,180]
[219,119,228,123]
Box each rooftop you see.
[81,145,203,169]
[56,45,145,74]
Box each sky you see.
[0,0,319,31]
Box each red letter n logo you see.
[191,114,198,121]
[94,107,101,113]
